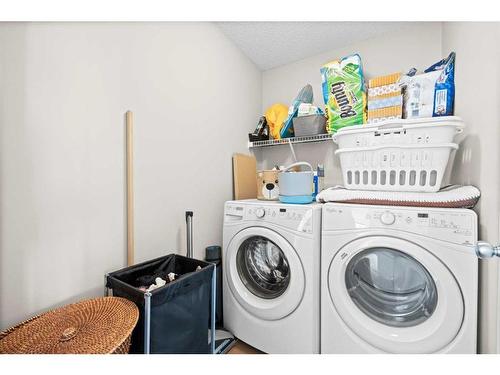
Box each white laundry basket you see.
[333,117,464,192]
[332,116,464,149]
[335,143,458,192]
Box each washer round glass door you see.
[226,227,305,321]
[236,236,290,299]
[328,236,464,353]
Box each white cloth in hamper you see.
[316,185,481,208]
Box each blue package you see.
[425,52,456,117]
[313,175,318,198]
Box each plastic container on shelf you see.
[335,142,458,192]
[332,116,464,149]
[292,115,327,137]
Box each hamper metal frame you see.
[105,265,216,354]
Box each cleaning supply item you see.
[368,72,402,88]
[312,164,326,198]
[248,116,269,142]
[297,103,324,117]
[278,162,314,204]
[430,52,456,116]
[265,103,289,140]
[367,72,403,124]
[313,171,318,198]
[367,105,403,123]
[321,54,366,133]
[368,83,401,97]
[368,94,403,110]
[317,164,325,192]
[280,84,314,138]
[401,52,456,118]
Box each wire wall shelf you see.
[248,133,334,148]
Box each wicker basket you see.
[0,297,139,354]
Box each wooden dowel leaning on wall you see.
[126,111,135,266]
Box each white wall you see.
[0,22,261,330]
[258,23,443,188]
[442,22,500,354]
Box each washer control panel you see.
[224,202,316,234]
[323,203,477,245]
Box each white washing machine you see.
[321,203,478,354]
[223,200,321,354]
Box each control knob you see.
[380,211,396,225]
[255,208,265,218]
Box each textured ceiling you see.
[217,22,418,70]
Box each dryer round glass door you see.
[345,248,438,328]
[226,227,305,321]
[328,236,464,353]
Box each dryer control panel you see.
[323,203,478,245]
[224,201,318,234]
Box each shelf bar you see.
[248,133,334,148]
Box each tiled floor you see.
[227,340,264,354]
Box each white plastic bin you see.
[335,143,458,192]
[292,115,327,137]
[332,116,464,149]
[333,116,464,192]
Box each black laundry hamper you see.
[106,254,216,354]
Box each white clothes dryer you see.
[321,203,478,354]
[223,200,321,354]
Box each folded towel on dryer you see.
[316,185,480,208]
